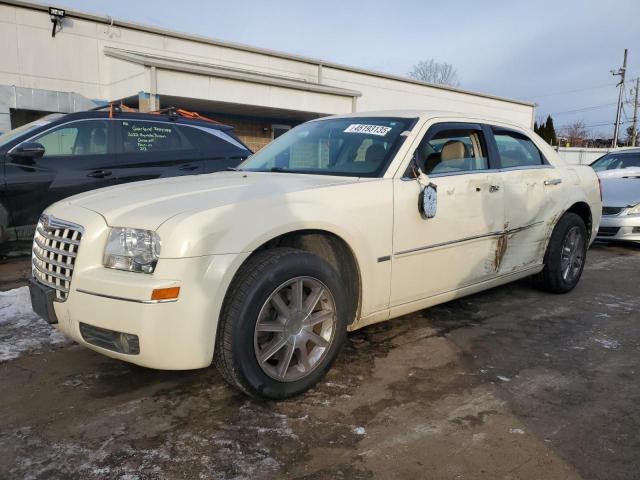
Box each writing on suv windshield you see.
[239,117,415,177]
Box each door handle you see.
[179,164,200,171]
[87,170,112,178]
[544,178,562,186]
[489,185,500,193]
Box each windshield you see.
[239,117,416,177]
[0,114,64,149]
[591,152,640,171]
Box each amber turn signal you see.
[151,287,180,301]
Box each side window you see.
[33,121,109,157]
[120,121,194,153]
[417,128,488,175]
[179,125,248,156]
[493,130,544,168]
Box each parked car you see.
[29,111,601,399]
[591,148,640,242]
[0,110,251,243]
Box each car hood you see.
[64,171,359,229]
[599,176,640,207]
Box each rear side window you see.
[179,126,249,156]
[591,153,640,171]
[33,120,109,157]
[493,130,544,168]
[120,120,194,153]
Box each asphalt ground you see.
[0,242,639,479]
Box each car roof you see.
[316,109,532,131]
[603,148,640,155]
[58,110,235,131]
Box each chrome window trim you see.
[401,164,554,180]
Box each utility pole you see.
[612,49,628,148]
[632,77,639,147]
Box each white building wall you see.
[0,1,535,126]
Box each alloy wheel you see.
[253,276,337,382]
[560,226,585,283]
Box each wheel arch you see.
[565,201,593,240]
[228,228,362,328]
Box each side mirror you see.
[11,142,45,159]
[419,183,437,219]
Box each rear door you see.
[488,127,562,272]
[114,119,204,183]
[4,119,118,230]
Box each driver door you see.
[4,119,118,230]
[390,122,505,307]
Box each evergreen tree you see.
[540,121,549,142]
[534,121,540,136]
[544,115,557,145]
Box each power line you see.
[527,78,637,99]
[549,102,618,116]
[581,119,633,128]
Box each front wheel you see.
[533,212,588,293]
[214,248,348,399]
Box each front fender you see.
[157,180,395,317]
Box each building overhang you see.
[104,47,362,99]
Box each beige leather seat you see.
[440,140,465,162]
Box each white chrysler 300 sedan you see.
[30,111,601,398]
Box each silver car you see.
[591,148,640,242]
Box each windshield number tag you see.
[344,124,392,136]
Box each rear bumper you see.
[596,215,640,242]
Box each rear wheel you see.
[214,248,348,399]
[534,212,588,293]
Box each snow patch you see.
[593,337,621,350]
[496,375,511,382]
[0,286,72,362]
[352,426,366,436]
[509,428,525,435]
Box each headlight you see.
[103,227,161,273]
[627,203,640,216]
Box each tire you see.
[533,212,588,293]
[214,247,348,399]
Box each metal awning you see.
[104,47,362,99]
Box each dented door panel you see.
[390,172,505,306]
[497,168,560,272]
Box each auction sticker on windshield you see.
[344,124,392,136]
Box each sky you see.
[52,0,640,137]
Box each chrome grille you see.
[31,215,83,302]
[602,206,624,216]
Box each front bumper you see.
[596,214,640,242]
[38,203,250,370]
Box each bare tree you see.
[562,120,589,147]
[407,59,460,87]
